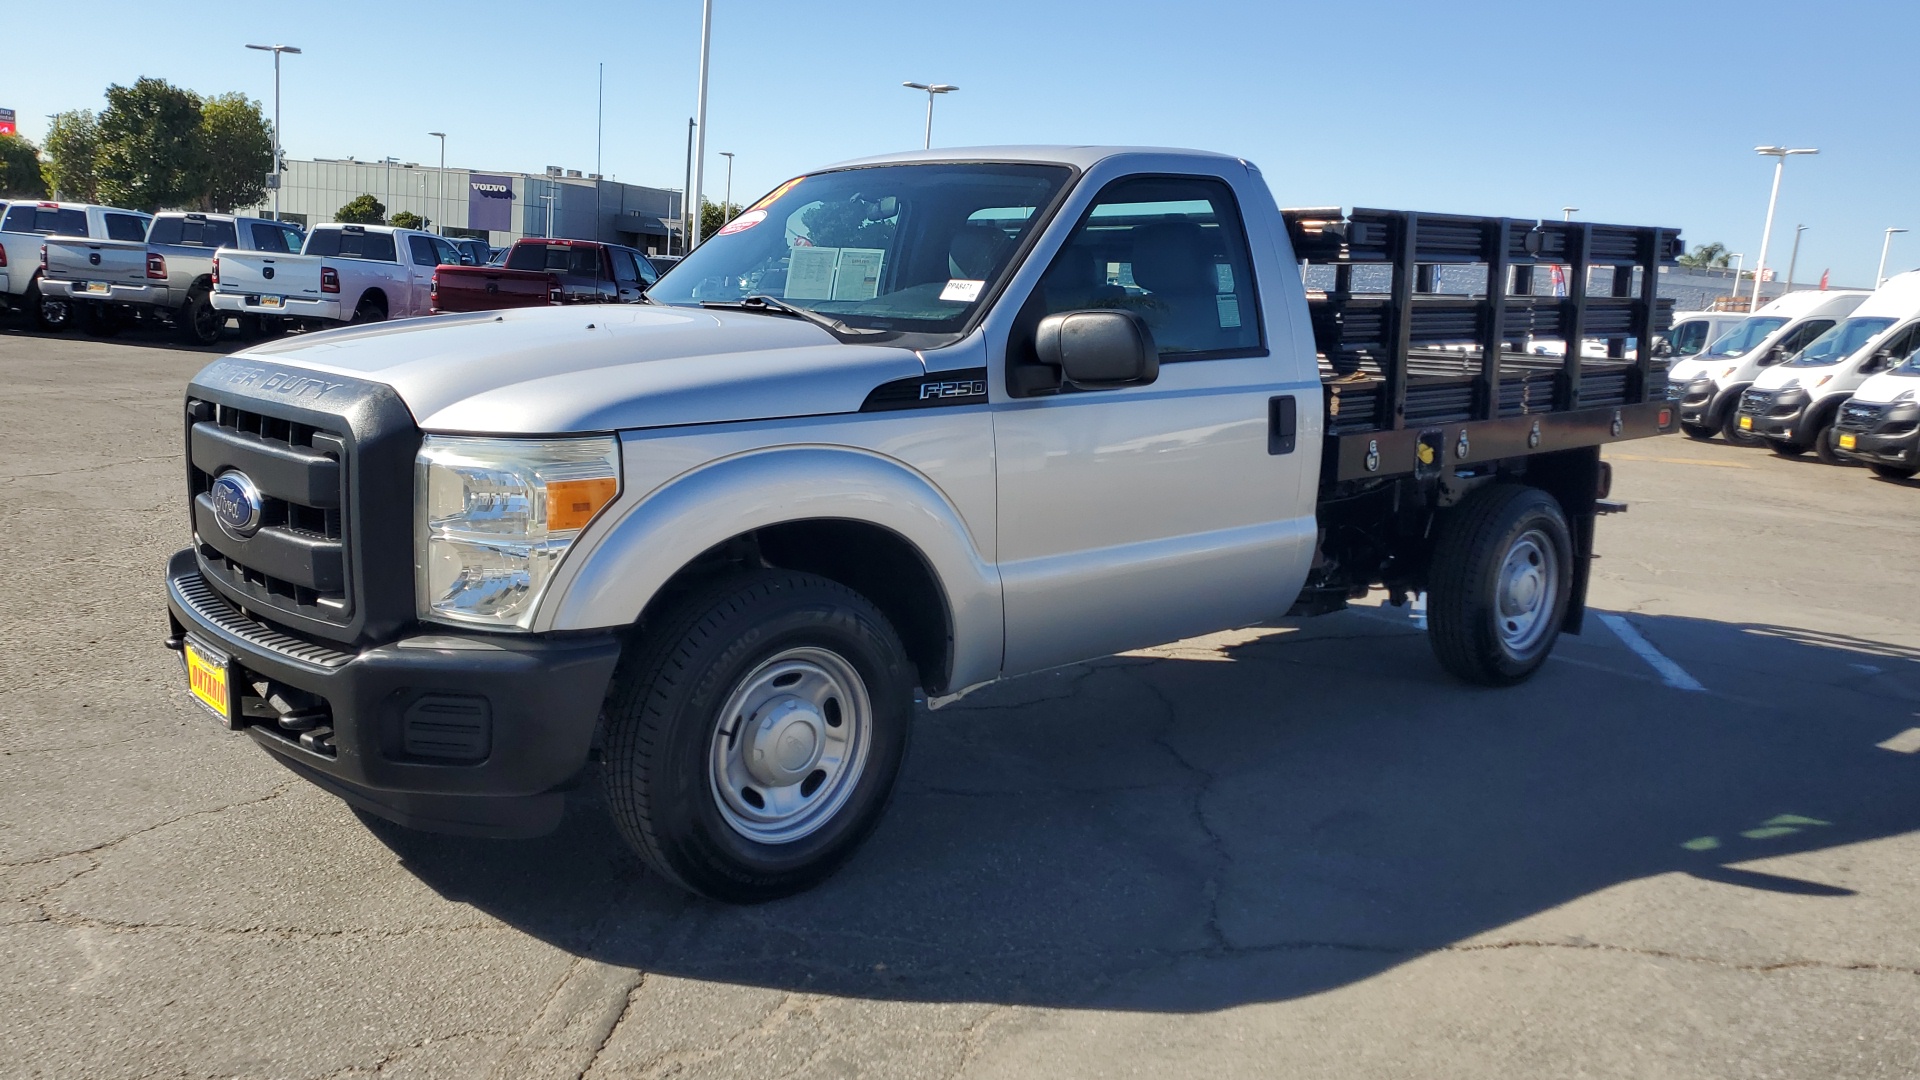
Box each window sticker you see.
[1217,294,1242,328]
[717,208,767,236]
[833,248,886,301]
[939,279,985,303]
[785,246,841,300]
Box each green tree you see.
[334,194,386,224]
[1677,242,1731,269]
[799,197,896,249]
[699,198,743,239]
[0,134,48,198]
[387,210,426,230]
[200,92,272,212]
[96,77,209,211]
[41,110,99,202]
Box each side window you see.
[612,250,639,285]
[281,226,306,253]
[1671,320,1709,357]
[432,237,460,265]
[409,235,440,266]
[250,223,292,253]
[1771,319,1831,363]
[1027,175,1262,359]
[106,213,149,241]
[1875,327,1920,371]
[634,252,659,286]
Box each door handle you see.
[1269,396,1297,455]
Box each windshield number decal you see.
[939,279,985,303]
[717,209,767,236]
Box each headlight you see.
[1894,389,1918,404]
[415,435,621,628]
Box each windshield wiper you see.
[699,294,884,336]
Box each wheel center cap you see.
[746,698,824,785]
[1508,572,1540,611]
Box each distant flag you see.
[1550,264,1567,298]
[1820,269,1829,291]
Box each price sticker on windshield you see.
[717,209,767,236]
[939,279,985,303]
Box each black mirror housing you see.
[1035,309,1159,389]
[1652,339,1672,358]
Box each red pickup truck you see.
[430,238,659,313]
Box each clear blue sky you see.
[5,0,1914,285]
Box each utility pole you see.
[245,44,302,221]
[1785,224,1806,292]
[428,132,446,235]
[689,0,714,247]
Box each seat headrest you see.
[1130,222,1215,295]
[949,223,1014,280]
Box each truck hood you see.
[1850,371,1920,407]
[229,303,926,432]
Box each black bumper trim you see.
[165,549,623,838]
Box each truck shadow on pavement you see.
[364,609,1920,1012]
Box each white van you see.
[1672,289,1870,442]
[1829,348,1920,479]
[1656,311,1749,365]
[1734,271,1920,461]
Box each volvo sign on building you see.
[468,175,515,232]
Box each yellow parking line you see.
[1609,453,1753,469]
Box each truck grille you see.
[1740,388,1774,413]
[1837,401,1883,432]
[187,400,353,625]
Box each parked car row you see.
[0,198,662,342]
[1664,273,1920,480]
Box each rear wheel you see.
[600,570,914,902]
[176,287,223,345]
[28,280,69,333]
[1869,463,1918,480]
[350,294,387,324]
[1427,484,1574,687]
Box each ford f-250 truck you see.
[211,223,457,328]
[41,212,306,343]
[163,146,1679,901]
[0,200,152,331]
[430,238,658,313]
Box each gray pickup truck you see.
[164,146,1680,901]
[42,212,304,343]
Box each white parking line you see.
[1598,613,1706,692]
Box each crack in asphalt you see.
[1128,664,1231,955]
[0,780,297,873]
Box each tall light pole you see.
[1785,224,1806,293]
[1562,206,1579,221]
[1878,227,1908,287]
[689,0,714,247]
[539,190,555,239]
[1726,253,1744,301]
[1750,145,1818,310]
[428,132,446,235]
[902,82,958,149]
[718,151,735,223]
[245,43,302,221]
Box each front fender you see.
[1708,382,1751,426]
[535,445,1004,692]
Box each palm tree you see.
[1677,242,1731,269]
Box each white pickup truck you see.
[0,200,152,331]
[163,146,1681,901]
[41,212,306,343]
[211,223,458,328]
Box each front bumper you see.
[164,549,622,837]
[1676,377,1720,427]
[1832,403,1920,467]
[1734,388,1814,444]
[211,292,341,321]
[39,278,176,308]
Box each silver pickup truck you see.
[163,146,1681,901]
[42,212,305,343]
[0,200,151,331]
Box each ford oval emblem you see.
[263,266,275,280]
[89,252,101,265]
[210,471,265,538]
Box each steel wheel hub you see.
[1495,528,1557,655]
[708,647,871,845]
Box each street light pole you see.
[245,44,302,221]
[539,191,555,239]
[1562,206,1579,221]
[1727,254,1744,301]
[428,132,446,235]
[719,151,734,224]
[1878,227,1908,287]
[689,0,714,248]
[902,82,958,149]
[1785,224,1806,293]
[1750,145,1818,310]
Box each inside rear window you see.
[150,217,238,248]
[4,205,90,236]
[248,223,303,253]
[305,228,397,262]
[507,242,601,276]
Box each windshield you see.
[647,162,1074,341]
[1786,317,1896,368]
[1703,316,1787,359]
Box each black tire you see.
[1427,484,1574,687]
[350,294,387,324]
[1813,424,1850,466]
[176,287,224,345]
[1680,421,1715,441]
[1721,408,1762,447]
[1869,463,1918,480]
[600,569,915,902]
[28,280,69,333]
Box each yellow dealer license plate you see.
[83,281,110,295]
[258,295,284,309]
[183,638,234,724]
[1839,433,1858,450]
[1739,415,1752,430]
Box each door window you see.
[409,235,441,266]
[1026,176,1262,360]
[1668,320,1709,358]
[431,237,460,265]
[250,222,299,253]
[612,250,640,287]
[1766,319,1833,363]
[105,213,149,241]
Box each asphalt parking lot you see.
[3,323,1918,1080]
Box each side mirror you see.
[1864,349,1893,374]
[1652,339,1672,359]
[1035,309,1158,389]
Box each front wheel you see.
[1427,484,1574,686]
[600,570,914,902]
[1680,421,1715,441]
[1721,408,1762,447]
[28,281,69,333]
[1870,463,1918,480]
[1814,424,1850,466]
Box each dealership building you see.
[236,158,688,256]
